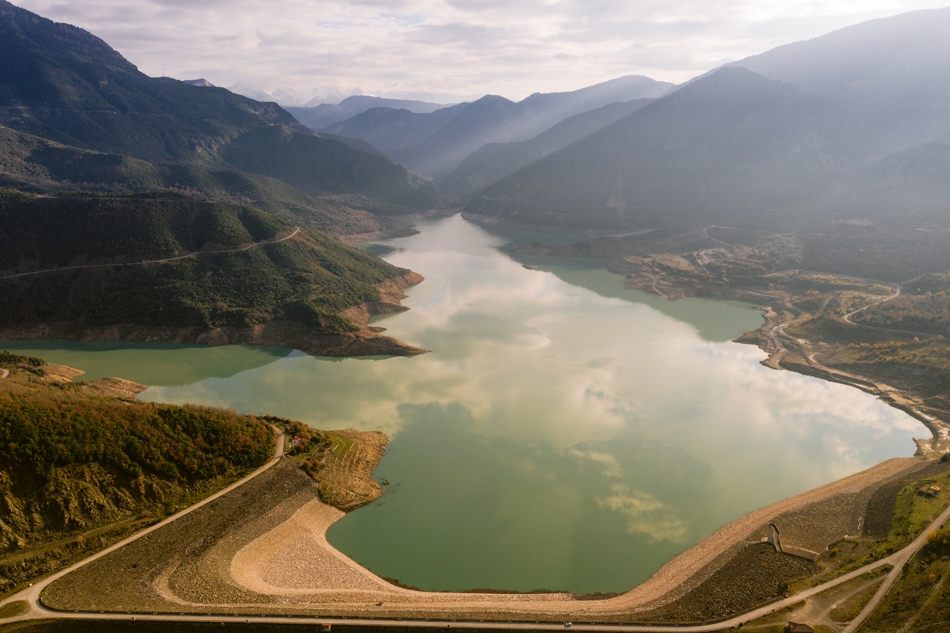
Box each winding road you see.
[1,426,948,631]
[0,227,301,281]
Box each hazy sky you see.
[15,0,950,101]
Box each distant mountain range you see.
[464,6,950,233]
[323,75,674,179]
[287,96,449,131]
[227,83,364,108]
[434,99,653,200]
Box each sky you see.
[14,0,950,102]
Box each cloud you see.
[567,449,623,478]
[14,0,950,100]
[596,485,688,543]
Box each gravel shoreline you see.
[41,449,936,622]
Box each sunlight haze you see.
[14,0,950,101]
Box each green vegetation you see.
[861,529,950,632]
[0,351,44,368]
[0,128,380,237]
[833,471,950,578]
[843,340,950,398]
[0,600,29,618]
[0,387,272,484]
[0,356,276,595]
[0,191,408,333]
[853,288,950,339]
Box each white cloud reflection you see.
[143,215,927,519]
[596,484,689,543]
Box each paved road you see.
[0,227,301,281]
[842,500,950,633]
[842,284,901,323]
[703,225,734,252]
[2,456,948,632]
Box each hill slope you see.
[0,191,424,355]
[781,141,950,230]
[324,75,673,178]
[0,0,445,215]
[322,103,470,164]
[220,125,444,215]
[466,67,846,232]
[435,98,653,200]
[731,5,950,159]
[0,351,275,594]
[0,128,385,237]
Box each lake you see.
[4,214,926,595]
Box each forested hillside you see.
[0,128,389,236]
[0,352,275,595]
[0,191,407,333]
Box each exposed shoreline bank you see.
[0,273,428,358]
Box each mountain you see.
[322,103,470,164]
[227,85,364,107]
[729,6,950,160]
[465,8,950,234]
[0,190,413,340]
[0,0,445,215]
[227,82,275,103]
[220,125,444,215]
[465,67,846,232]
[324,75,674,178]
[435,98,653,200]
[784,141,950,230]
[0,128,385,237]
[182,78,215,88]
[287,95,449,131]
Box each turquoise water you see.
[7,214,926,594]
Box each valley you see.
[3,216,949,633]
[2,0,950,631]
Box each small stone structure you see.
[920,484,942,498]
[766,523,784,553]
[784,623,815,633]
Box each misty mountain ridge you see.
[434,98,654,200]
[227,83,365,107]
[731,5,950,159]
[464,7,950,234]
[465,66,850,231]
[287,95,451,131]
[323,74,673,179]
[0,0,446,216]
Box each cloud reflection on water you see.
[141,214,928,592]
